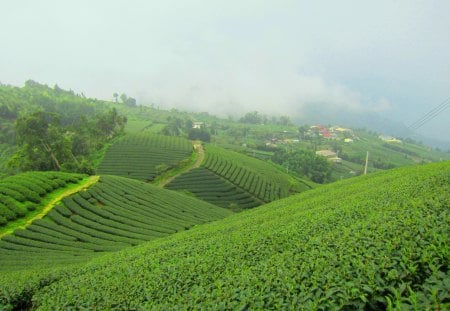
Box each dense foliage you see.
[188,128,211,142]
[97,133,193,181]
[0,172,85,226]
[239,111,292,126]
[0,175,231,272]
[0,161,447,309]
[0,81,127,174]
[272,149,333,183]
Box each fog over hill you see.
[1,1,449,146]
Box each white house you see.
[192,121,205,129]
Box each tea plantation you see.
[0,175,232,271]
[1,161,448,310]
[166,167,263,209]
[167,145,313,209]
[97,133,193,181]
[0,172,85,227]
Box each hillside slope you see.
[1,161,448,309]
[0,175,232,271]
[166,144,313,209]
[97,133,193,181]
[0,172,86,230]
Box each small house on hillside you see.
[379,135,402,143]
[316,150,342,163]
[192,121,205,129]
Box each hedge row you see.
[202,145,294,202]
[167,168,262,209]
[0,175,232,270]
[2,161,447,309]
[0,172,85,226]
[97,133,193,181]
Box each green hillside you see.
[2,161,448,309]
[166,144,313,209]
[166,167,263,209]
[339,130,449,169]
[97,133,193,181]
[0,172,86,229]
[0,175,231,271]
[0,81,127,175]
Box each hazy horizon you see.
[1,1,449,142]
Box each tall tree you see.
[13,112,68,170]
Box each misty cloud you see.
[140,65,365,118]
[371,98,393,113]
[1,0,449,141]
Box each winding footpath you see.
[157,142,204,188]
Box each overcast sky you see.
[1,0,449,141]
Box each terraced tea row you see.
[166,168,262,209]
[0,175,232,270]
[97,133,193,181]
[0,172,85,227]
[166,145,313,209]
[203,145,305,202]
[4,160,445,310]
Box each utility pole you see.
[364,151,369,175]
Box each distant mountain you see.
[295,103,450,150]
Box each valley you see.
[0,82,448,310]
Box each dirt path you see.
[158,142,204,188]
[0,175,99,237]
[192,142,205,169]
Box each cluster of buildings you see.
[309,126,356,163]
[308,125,355,142]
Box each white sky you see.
[1,0,449,141]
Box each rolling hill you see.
[97,133,193,181]
[0,172,87,229]
[166,144,314,209]
[0,175,232,271]
[2,161,448,309]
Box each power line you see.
[409,98,450,129]
[408,98,450,130]
[410,103,450,130]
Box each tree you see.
[278,116,292,126]
[119,93,137,107]
[272,148,332,183]
[13,112,69,170]
[188,128,211,142]
[1,81,128,174]
[126,97,137,107]
[240,111,262,124]
[95,108,126,139]
[120,93,128,104]
[298,125,309,140]
[113,92,119,103]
